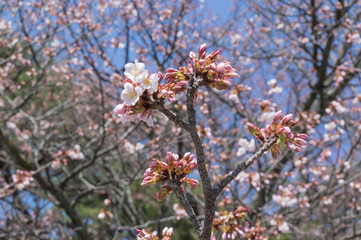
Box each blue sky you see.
[207,0,232,20]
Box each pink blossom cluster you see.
[136,227,173,240]
[272,184,298,208]
[247,110,308,159]
[212,206,250,240]
[270,215,290,234]
[51,145,84,170]
[243,221,269,240]
[173,203,188,220]
[164,43,239,90]
[272,184,312,209]
[11,169,34,190]
[141,152,198,201]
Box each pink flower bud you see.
[221,78,232,89]
[235,206,250,214]
[247,123,259,134]
[164,68,179,81]
[209,49,222,60]
[225,71,239,79]
[209,63,217,71]
[141,176,154,185]
[114,103,126,115]
[281,114,293,124]
[104,198,111,206]
[135,229,145,237]
[286,141,300,152]
[106,211,114,219]
[198,58,206,66]
[182,152,194,162]
[180,176,199,188]
[165,152,179,164]
[173,81,188,91]
[162,227,174,238]
[295,138,307,147]
[198,43,207,56]
[217,62,226,73]
[271,147,281,159]
[297,134,308,139]
[279,126,291,134]
[166,68,178,73]
[289,119,299,127]
[273,110,283,123]
[158,72,163,82]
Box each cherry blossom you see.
[121,82,143,106]
[11,170,34,190]
[136,227,173,240]
[124,60,148,83]
[212,206,251,240]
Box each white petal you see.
[135,62,145,71]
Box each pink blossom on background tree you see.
[0,0,360,240]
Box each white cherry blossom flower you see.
[267,78,277,86]
[268,86,283,95]
[98,210,105,219]
[237,138,255,156]
[279,221,290,233]
[124,60,148,83]
[139,73,158,93]
[121,82,142,106]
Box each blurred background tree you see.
[0,0,360,239]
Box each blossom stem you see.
[173,183,202,236]
[155,102,190,131]
[212,137,278,199]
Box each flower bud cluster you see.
[161,227,173,240]
[141,152,198,202]
[158,69,189,102]
[247,110,308,159]
[164,43,239,90]
[136,227,173,240]
[212,206,250,240]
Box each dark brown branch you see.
[185,75,214,240]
